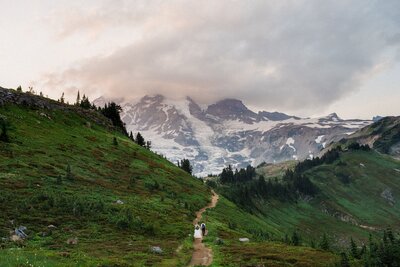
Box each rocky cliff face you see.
[94,95,372,176]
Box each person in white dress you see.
[194,224,202,239]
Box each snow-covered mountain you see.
[94,95,372,176]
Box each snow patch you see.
[315,135,324,144]
[286,137,296,152]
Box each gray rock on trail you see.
[150,246,163,254]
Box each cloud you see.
[40,0,400,112]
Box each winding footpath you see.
[189,190,219,266]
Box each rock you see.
[66,237,78,245]
[360,163,365,167]
[47,224,57,229]
[239,238,250,242]
[381,188,395,206]
[150,246,163,254]
[115,200,124,205]
[15,226,28,239]
[39,112,51,120]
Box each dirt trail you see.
[189,190,219,266]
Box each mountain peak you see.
[206,98,257,123]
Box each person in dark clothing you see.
[201,223,206,236]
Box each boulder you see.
[15,226,28,239]
[150,246,163,254]
[239,238,250,242]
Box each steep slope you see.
[0,88,210,266]
[213,148,400,250]
[95,95,371,176]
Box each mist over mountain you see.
[94,95,371,176]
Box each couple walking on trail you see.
[194,223,207,239]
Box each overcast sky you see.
[1,0,399,119]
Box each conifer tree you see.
[16,85,22,92]
[60,92,65,103]
[135,132,145,146]
[350,237,359,259]
[76,91,81,105]
[179,159,193,175]
[100,102,126,133]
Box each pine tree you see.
[113,137,118,146]
[16,85,22,92]
[80,94,91,109]
[179,159,193,175]
[76,91,81,105]
[350,237,359,259]
[60,92,65,103]
[135,132,145,146]
[100,102,126,133]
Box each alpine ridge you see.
[94,95,372,176]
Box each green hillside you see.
[258,150,400,241]
[209,143,400,265]
[0,95,210,266]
